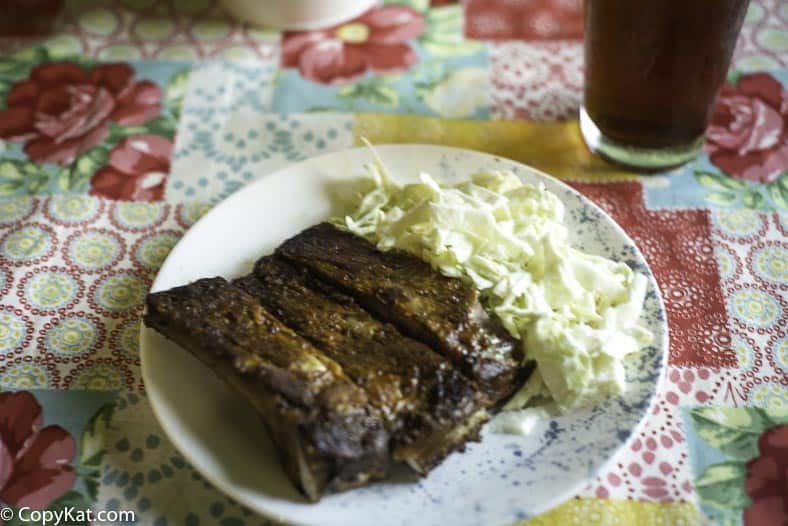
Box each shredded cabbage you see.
[338,158,652,415]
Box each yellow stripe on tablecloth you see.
[352,113,639,182]
[522,498,702,526]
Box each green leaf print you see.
[778,172,788,192]
[763,405,788,426]
[0,47,49,92]
[384,0,429,12]
[165,67,191,115]
[421,5,484,57]
[0,180,24,196]
[695,171,746,191]
[0,79,12,104]
[705,191,737,206]
[305,106,336,113]
[107,114,177,144]
[80,449,105,469]
[9,46,48,64]
[84,477,100,502]
[144,115,178,138]
[0,58,32,79]
[694,169,788,210]
[0,160,25,182]
[367,84,399,107]
[338,83,362,99]
[72,155,100,189]
[0,160,60,196]
[695,462,751,511]
[742,188,766,209]
[58,147,108,193]
[0,58,20,75]
[25,173,47,194]
[55,167,72,193]
[80,402,115,467]
[107,122,149,143]
[768,173,788,210]
[337,78,400,108]
[690,407,770,460]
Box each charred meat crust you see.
[144,225,531,500]
[234,257,489,472]
[144,277,389,501]
[276,222,523,402]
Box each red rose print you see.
[745,455,780,500]
[706,73,788,183]
[89,134,172,202]
[743,425,788,526]
[0,391,76,509]
[281,5,425,85]
[744,497,787,526]
[0,62,162,165]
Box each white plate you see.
[141,145,667,526]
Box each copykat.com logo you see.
[0,506,136,525]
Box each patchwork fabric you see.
[0,0,785,524]
[0,50,188,201]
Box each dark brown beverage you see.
[0,0,63,37]
[582,0,749,168]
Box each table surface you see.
[0,1,786,525]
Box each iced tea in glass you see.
[581,0,750,170]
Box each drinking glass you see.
[580,0,750,170]
[0,0,63,37]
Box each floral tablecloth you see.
[0,1,786,525]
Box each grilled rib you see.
[276,223,524,403]
[144,277,389,501]
[235,256,489,474]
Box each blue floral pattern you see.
[45,316,101,357]
[170,109,352,203]
[93,393,272,526]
